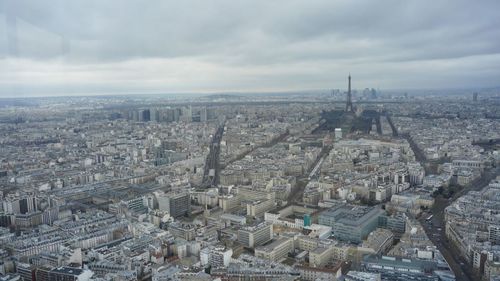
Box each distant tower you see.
[473,92,478,102]
[345,74,354,112]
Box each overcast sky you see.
[1,0,499,97]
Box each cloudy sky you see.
[1,0,499,97]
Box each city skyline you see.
[1,2,500,281]
[1,80,500,281]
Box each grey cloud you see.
[0,0,499,97]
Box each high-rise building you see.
[489,225,500,245]
[238,222,273,248]
[180,106,192,122]
[157,192,190,218]
[140,109,150,122]
[200,107,208,122]
[20,196,37,214]
[174,108,181,122]
[150,108,160,122]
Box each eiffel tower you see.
[345,74,354,113]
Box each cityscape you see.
[1,1,500,281]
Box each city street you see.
[419,167,500,281]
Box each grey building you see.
[489,225,500,245]
[238,222,273,248]
[158,192,190,218]
[379,214,406,239]
[319,204,385,244]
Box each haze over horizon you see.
[1,0,500,97]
